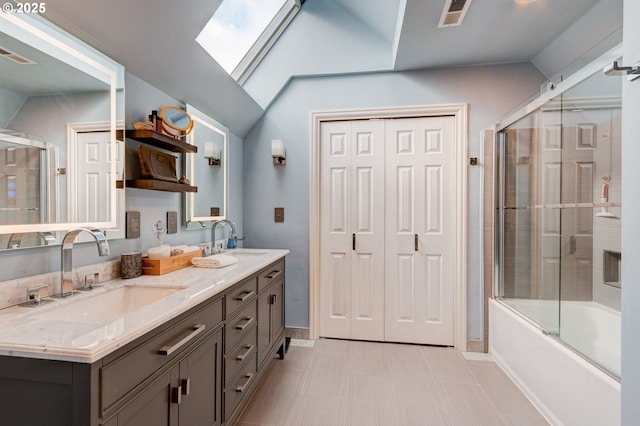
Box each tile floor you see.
[236,339,549,426]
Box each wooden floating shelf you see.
[125,179,197,193]
[124,129,197,154]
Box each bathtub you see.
[489,299,620,426]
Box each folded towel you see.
[191,254,238,269]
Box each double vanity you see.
[0,11,288,426]
[0,249,288,425]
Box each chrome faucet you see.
[7,232,56,249]
[211,220,236,253]
[60,228,110,297]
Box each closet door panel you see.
[320,121,352,338]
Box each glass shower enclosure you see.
[495,48,622,378]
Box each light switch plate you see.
[275,207,285,223]
[126,211,140,239]
[167,211,178,234]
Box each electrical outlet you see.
[275,207,284,222]
[126,211,140,239]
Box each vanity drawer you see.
[226,277,257,318]
[224,353,257,422]
[225,300,257,352]
[258,259,285,292]
[100,297,223,414]
[225,326,257,386]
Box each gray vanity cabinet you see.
[0,256,286,426]
[257,258,286,369]
[102,297,224,426]
[108,328,223,426]
[223,276,258,424]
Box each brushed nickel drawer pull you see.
[235,372,254,393]
[181,378,191,396]
[172,385,182,404]
[158,324,206,356]
[234,290,255,302]
[235,316,255,331]
[265,270,283,280]
[236,344,254,361]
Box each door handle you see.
[415,234,418,252]
[570,236,577,254]
[352,233,356,251]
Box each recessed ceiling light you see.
[514,0,536,4]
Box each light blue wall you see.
[242,62,547,335]
[532,0,623,78]
[243,0,392,109]
[0,87,27,128]
[0,72,243,282]
[621,1,640,423]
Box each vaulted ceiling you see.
[42,0,621,137]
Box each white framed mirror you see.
[184,104,228,229]
[0,13,125,249]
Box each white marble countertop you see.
[0,249,288,363]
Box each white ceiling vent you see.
[438,0,473,28]
[0,46,35,65]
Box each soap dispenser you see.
[227,236,237,249]
[148,220,170,259]
[227,221,238,249]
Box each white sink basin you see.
[34,285,185,324]
[225,250,267,259]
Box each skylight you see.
[197,0,301,84]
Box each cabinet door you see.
[257,280,285,368]
[179,329,223,426]
[115,368,178,426]
[271,280,285,343]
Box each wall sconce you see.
[272,139,286,165]
[204,141,221,166]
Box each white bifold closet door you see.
[384,117,455,345]
[320,116,455,346]
[320,119,386,341]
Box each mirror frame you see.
[0,13,124,235]
[184,104,228,228]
